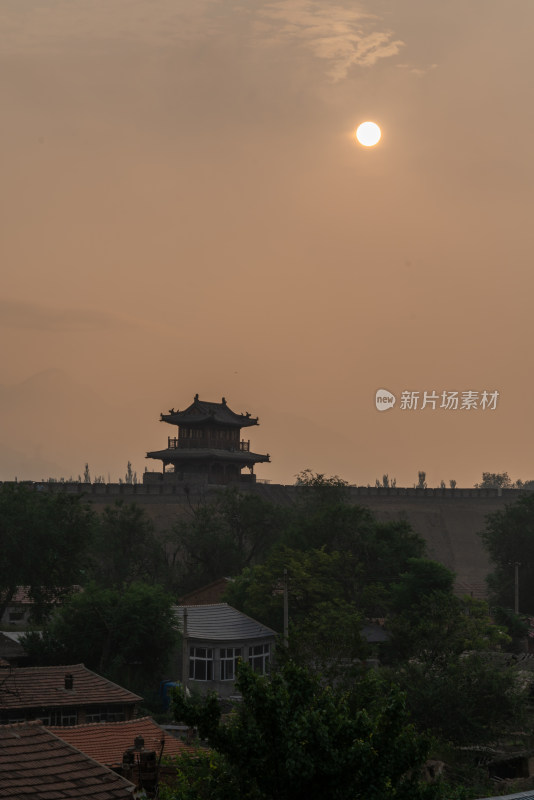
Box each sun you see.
[355,121,381,147]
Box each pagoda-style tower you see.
[145,395,270,485]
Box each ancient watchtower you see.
[145,394,270,485]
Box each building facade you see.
[174,603,276,698]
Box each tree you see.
[390,653,527,746]
[170,488,282,592]
[417,471,427,489]
[224,546,364,631]
[294,468,350,504]
[382,558,523,747]
[89,501,169,588]
[284,476,426,572]
[385,559,508,665]
[0,484,95,622]
[169,661,444,800]
[475,472,534,490]
[481,492,534,613]
[475,472,513,489]
[23,581,178,692]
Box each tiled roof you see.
[174,603,277,641]
[146,447,269,464]
[161,396,259,428]
[0,721,135,799]
[0,664,142,711]
[50,716,196,767]
[477,793,534,799]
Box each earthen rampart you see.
[25,482,530,598]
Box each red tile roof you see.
[50,716,196,767]
[0,664,142,711]
[0,720,135,799]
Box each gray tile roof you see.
[477,793,534,800]
[174,603,277,641]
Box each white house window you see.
[189,647,213,681]
[85,706,126,723]
[220,647,241,681]
[40,708,78,726]
[248,643,270,674]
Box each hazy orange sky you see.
[2,0,533,487]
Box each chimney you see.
[64,673,74,690]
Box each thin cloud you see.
[397,63,438,76]
[257,0,404,81]
[0,299,140,333]
[1,0,404,82]
[0,0,224,53]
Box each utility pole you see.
[514,562,520,614]
[283,568,289,648]
[182,607,188,693]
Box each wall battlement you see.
[17,481,526,500]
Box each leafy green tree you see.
[284,473,426,581]
[224,546,363,631]
[294,468,351,504]
[280,600,368,681]
[170,661,444,800]
[22,581,178,692]
[386,560,508,665]
[475,472,514,489]
[170,488,283,592]
[160,749,249,800]
[0,484,95,622]
[481,492,534,613]
[390,653,527,746]
[382,558,519,748]
[90,501,168,588]
[390,558,455,609]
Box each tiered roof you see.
[0,721,135,799]
[161,395,259,427]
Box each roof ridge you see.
[0,718,44,730]
[49,716,153,730]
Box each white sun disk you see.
[356,121,381,147]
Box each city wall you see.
[34,482,525,598]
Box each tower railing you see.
[168,437,250,452]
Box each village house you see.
[0,663,141,725]
[0,585,81,626]
[174,603,277,698]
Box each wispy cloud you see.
[257,0,404,81]
[1,0,404,81]
[396,63,438,77]
[0,299,139,333]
